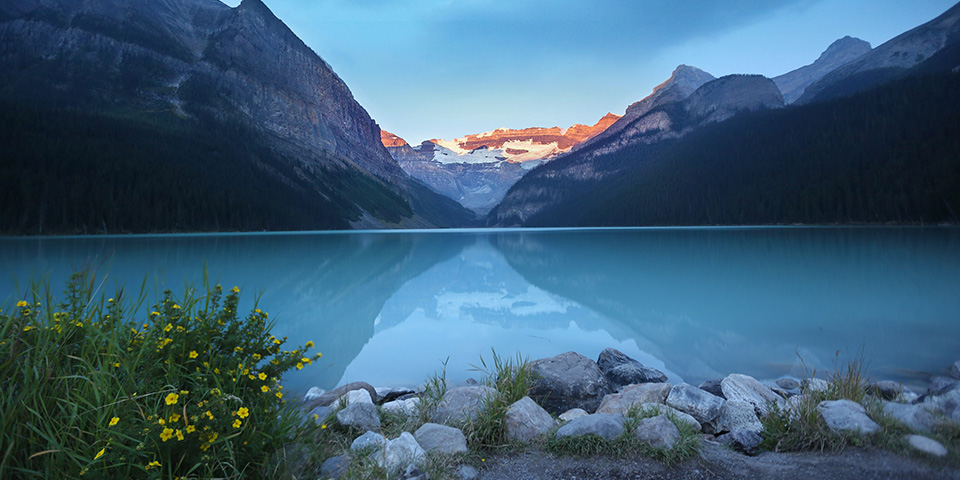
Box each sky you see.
[221,0,957,144]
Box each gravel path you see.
[476,441,960,480]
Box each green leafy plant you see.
[0,272,320,479]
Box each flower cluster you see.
[1,274,319,479]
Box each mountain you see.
[0,0,475,233]
[512,72,960,227]
[382,113,619,214]
[490,71,784,226]
[773,36,872,104]
[382,131,525,215]
[428,113,621,165]
[572,65,715,157]
[796,2,960,104]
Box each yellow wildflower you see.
[146,460,161,469]
[296,363,303,370]
[233,419,242,428]
[258,372,267,380]
[276,391,283,399]
[261,385,270,393]
[158,418,165,426]
[165,393,179,405]
[237,407,249,418]
[175,429,184,441]
[315,352,323,358]
[16,300,28,308]
[108,417,119,427]
[22,325,34,332]
[164,323,173,332]
[186,425,196,433]
[231,286,239,293]
[321,424,327,430]
[172,304,181,310]
[243,368,250,375]
[248,374,256,380]
[305,341,314,348]
[94,448,105,460]
[150,311,160,316]
[252,353,261,360]
[205,411,214,420]
[169,413,181,423]
[160,428,174,442]
[108,298,114,303]
[214,368,220,374]
[189,351,199,359]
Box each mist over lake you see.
[2,227,958,395]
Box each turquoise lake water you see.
[1,227,958,395]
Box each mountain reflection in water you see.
[1,227,957,395]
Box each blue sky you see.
[222,0,957,144]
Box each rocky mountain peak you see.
[797,2,960,104]
[380,130,409,148]
[685,74,784,123]
[572,65,714,154]
[652,64,717,97]
[774,36,871,104]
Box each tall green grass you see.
[0,272,319,479]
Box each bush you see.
[0,272,320,479]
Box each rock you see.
[555,414,626,440]
[817,400,880,436]
[926,387,960,423]
[720,373,785,417]
[414,423,467,454]
[339,388,373,406]
[306,381,378,409]
[458,464,479,480]
[636,415,681,450]
[699,379,725,398]
[905,434,948,457]
[377,432,426,472]
[666,382,724,425]
[505,396,556,442]
[559,408,589,422]
[801,378,829,394]
[530,351,611,414]
[382,397,421,418]
[306,405,334,424]
[597,383,673,415]
[351,431,388,452]
[928,376,960,396]
[776,378,801,391]
[882,401,941,433]
[951,360,960,380]
[636,403,701,431]
[401,463,426,480]
[866,380,908,400]
[321,455,349,479]
[377,387,417,404]
[597,348,668,389]
[304,386,325,401]
[433,386,497,425]
[719,428,764,455]
[716,400,763,434]
[336,402,380,431]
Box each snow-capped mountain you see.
[382,113,620,214]
[423,113,621,166]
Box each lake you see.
[1,227,958,396]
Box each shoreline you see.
[300,348,960,479]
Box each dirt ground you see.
[475,441,959,480]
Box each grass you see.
[0,272,320,479]
[462,349,536,450]
[759,349,960,468]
